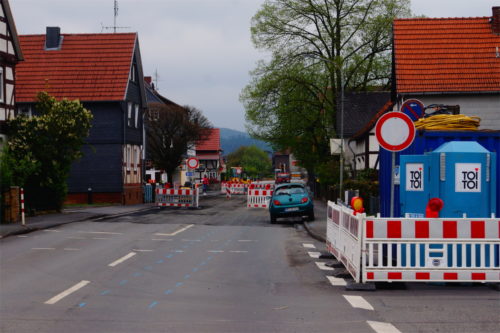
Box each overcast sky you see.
[9,0,499,132]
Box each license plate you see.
[285,207,299,212]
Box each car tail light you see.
[301,197,309,203]
[273,200,281,206]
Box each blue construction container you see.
[400,141,496,218]
[380,131,500,217]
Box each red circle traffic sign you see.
[187,157,199,169]
[375,112,415,152]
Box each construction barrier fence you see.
[326,201,500,284]
[247,189,273,208]
[156,188,199,208]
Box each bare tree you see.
[146,103,212,184]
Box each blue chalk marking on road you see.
[78,302,86,308]
[184,274,190,279]
[192,267,199,272]
[164,289,173,295]
[144,266,153,270]
[157,259,164,264]
[119,280,128,286]
[133,272,142,277]
[100,290,111,296]
[165,254,174,259]
[207,256,213,260]
[182,245,189,249]
[176,282,184,287]
[200,261,207,266]
[148,301,158,309]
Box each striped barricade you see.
[250,181,275,190]
[326,201,364,282]
[156,188,199,208]
[247,189,273,208]
[221,182,229,194]
[229,183,247,195]
[362,218,500,283]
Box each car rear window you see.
[275,186,306,195]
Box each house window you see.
[18,106,32,117]
[134,104,139,128]
[127,102,133,127]
[130,64,137,83]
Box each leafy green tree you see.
[146,103,212,184]
[4,92,93,210]
[226,145,272,179]
[242,0,411,184]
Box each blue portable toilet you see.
[400,141,497,218]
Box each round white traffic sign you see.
[187,157,199,169]
[375,112,415,152]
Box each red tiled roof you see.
[393,17,500,93]
[196,128,220,152]
[17,33,137,102]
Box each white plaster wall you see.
[402,95,500,130]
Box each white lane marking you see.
[229,250,248,253]
[78,231,123,235]
[182,239,201,242]
[151,239,172,241]
[32,248,56,250]
[132,249,154,252]
[315,262,334,271]
[44,280,90,305]
[17,235,29,238]
[108,252,136,267]
[343,295,374,311]
[174,250,184,253]
[327,276,347,286]
[43,229,61,232]
[302,243,316,249]
[155,224,194,237]
[238,240,258,242]
[67,237,86,240]
[308,251,321,258]
[367,321,401,333]
[63,248,80,251]
[208,250,224,253]
[92,237,110,240]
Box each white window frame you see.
[127,102,133,127]
[134,104,139,128]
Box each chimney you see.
[493,7,500,34]
[45,27,62,50]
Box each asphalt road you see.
[1,195,498,333]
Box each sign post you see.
[375,111,416,217]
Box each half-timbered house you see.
[0,0,23,148]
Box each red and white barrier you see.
[326,201,500,284]
[247,189,273,208]
[156,188,199,208]
[326,202,364,282]
[20,188,25,226]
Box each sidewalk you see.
[303,199,328,243]
[0,203,155,239]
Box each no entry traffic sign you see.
[187,157,199,169]
[375,112,416,152]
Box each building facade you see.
[16,29,146,204]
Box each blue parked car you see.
[269,183,314,223]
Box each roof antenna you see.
[154,69,162,90]
[101,0,130,33]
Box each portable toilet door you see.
[429,141,497,218]
[400,154,435,217]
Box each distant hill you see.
[220,128,271,155]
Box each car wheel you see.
[308,210,315,221]
[270,214,277,224]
